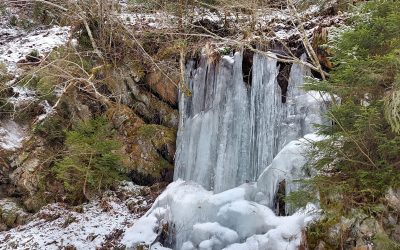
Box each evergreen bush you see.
[54,117,125,204]
[298,0,400,246]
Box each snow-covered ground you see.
[0,25,70,74]
[0,7,70,74]
[0,6,71,152]
[0,182,156,250]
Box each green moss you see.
[137,125,158,139]
[18,75,41,89]
[36,77,57,102]
[0,74,14,118]
[306,215,341,249]
[158,157,173,171]
[137,124,176,148]
[374,233,400,250]
[17,73,57,103]
[9,15,18,26]
[26,49,39,61]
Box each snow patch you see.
[0,21,70,73]
[36,100,55,122]
[0,182,150,250]
[0,120,27,151]
[122,207,167,248]
[8,84,37,108]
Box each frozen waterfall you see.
[123,50,327,250]
[174,52,325,193]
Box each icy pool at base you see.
[122,180,318,250]
[122,135,321,250]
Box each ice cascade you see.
[123,51,326,250]
[175,52,325,193]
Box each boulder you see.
[386,188,400,212]
[10,155,41,195]
[0,199,30,229]
[126,124,176,185]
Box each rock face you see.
[107,104,176,185]
[175,52,326,193]
[106,67,179,128]
[385,189,400,243]
[146,71,179,107]
[97,68,178,185]
[0,2,179,203]
[126,124,176,185]
[386,188,400,212]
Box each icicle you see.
[174,52,325,193]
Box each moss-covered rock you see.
[23,195,47,213]
[135,124,175,158]
[125,124,176,185]
[0,200,18,227]
[10,156,41,195]
[0,199,30,229]
[105,104,176,186]
[105,104,144,137]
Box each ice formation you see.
[256,134,323,213]
[174,52,326,193]
[123,51,326,250]
[122,177,318,250]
